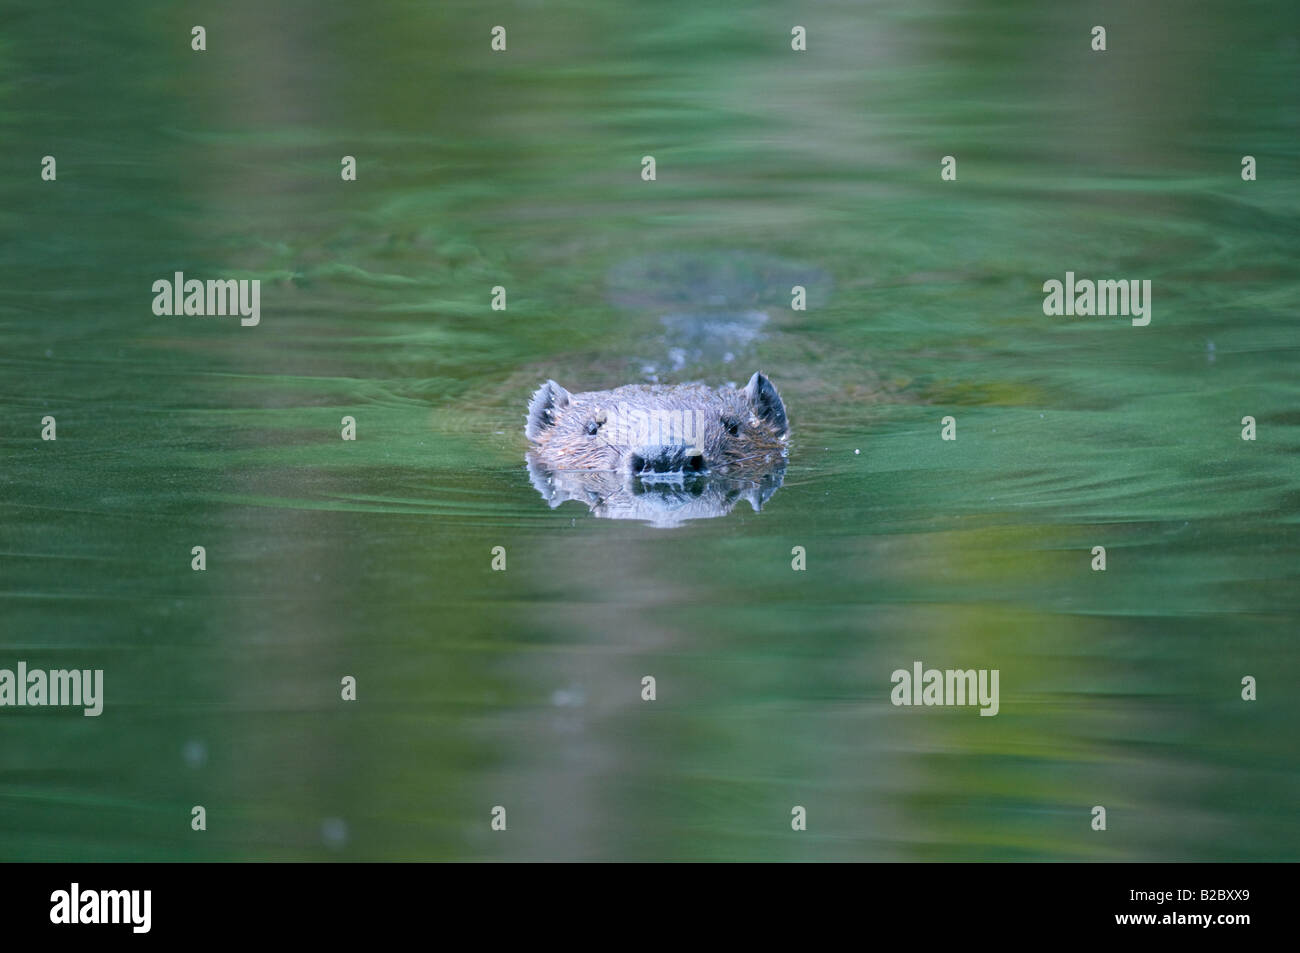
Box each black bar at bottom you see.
[0,862,1282,940]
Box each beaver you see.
[526,372,789,478]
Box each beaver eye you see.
[584,420,600,436]
[721,416,740,437]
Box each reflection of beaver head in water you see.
[526,372,788,477]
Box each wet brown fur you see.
[526,373,789,476]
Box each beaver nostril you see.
[630,447,708,476]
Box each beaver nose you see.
[629,450,673,473]
[629,446,707,474]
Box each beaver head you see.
[526,372,789,477]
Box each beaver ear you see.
[744,372,787,437]
[526,380,572,441]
